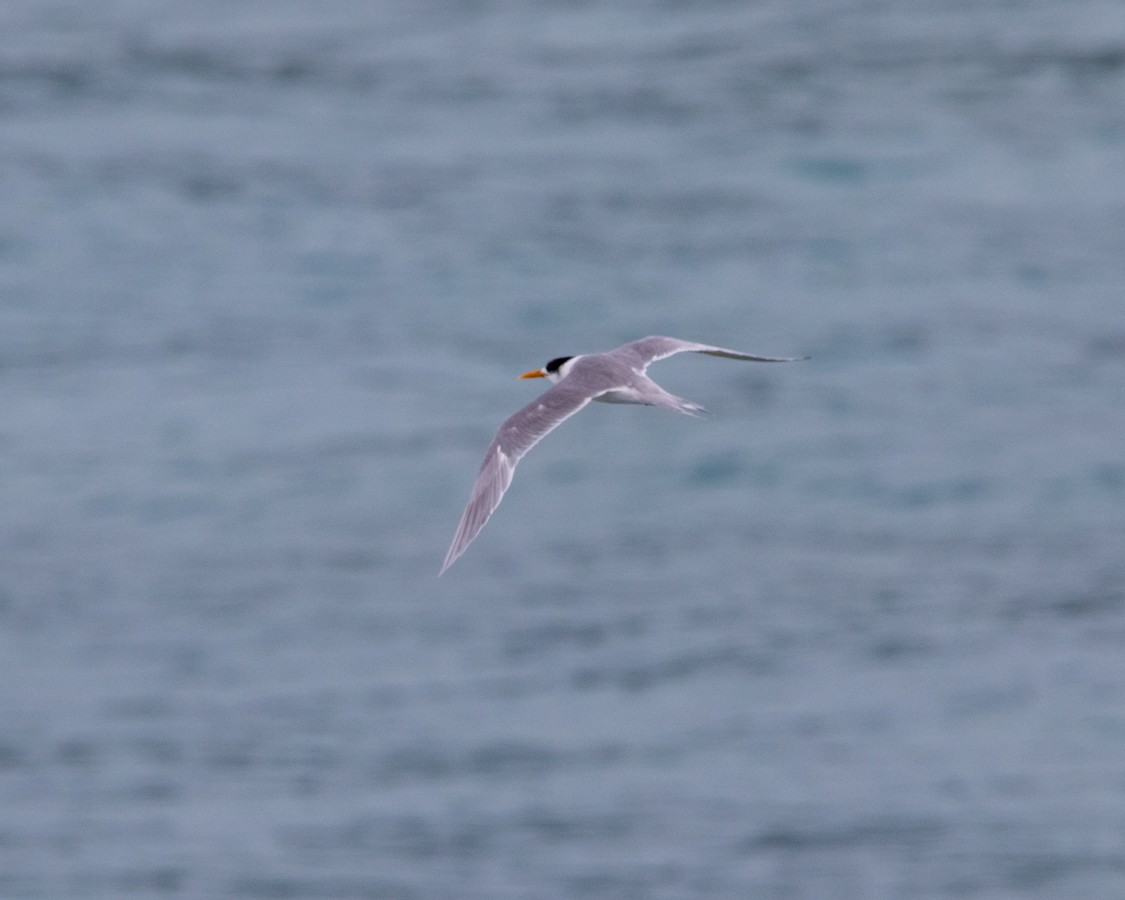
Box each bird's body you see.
[440,336,803,574]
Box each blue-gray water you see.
[3,1,1125,897]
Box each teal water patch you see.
[688,450,745,486]
[791,157,871,185]
[1092,463,1125,494]
[896,477,991,509]
[808,473,992,508]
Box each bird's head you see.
[519,356,575,384]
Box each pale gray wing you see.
[440,378,602,574]
[615,335,805,370]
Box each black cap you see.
[544,356,573,374]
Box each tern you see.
[440,335,804,574]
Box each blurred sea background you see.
[2,1,1125,897]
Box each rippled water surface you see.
[2,1,1125,897]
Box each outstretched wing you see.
[616,336,805,371]
[440,378,600,574]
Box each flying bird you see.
[440,335,804,574]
